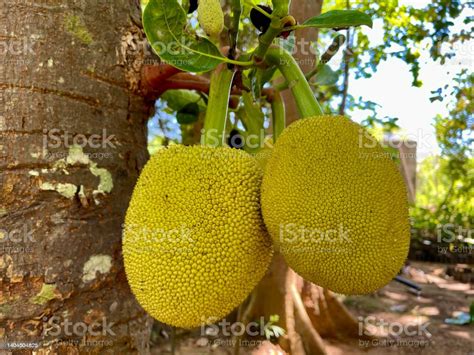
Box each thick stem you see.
[272,0,292,15]
[202,64,236,147]
[276,34,346,92]
[229,0,242,60]
[271,90,286,142]
[266,46,324,118]
[253,0,292,62]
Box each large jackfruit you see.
[261,115,410,295]
[123,145,272,328]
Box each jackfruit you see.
[197,0,224,38]
[261,115,410,295]
[123,145,272,328]
[254,147,273,171]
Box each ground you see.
[151,261,473,355]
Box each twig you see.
[320,34,346,65]
[170,326,176,355]
[339,0,352,115]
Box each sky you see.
[345,0,473,161]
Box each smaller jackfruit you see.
[198,0,224,38]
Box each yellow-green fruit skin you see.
[261,116,410,295]
[123,145,273,328]
[254,147,273,172]
[198,0,224,38]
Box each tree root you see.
[246,253,369,354]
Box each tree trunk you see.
[1,0,154,353]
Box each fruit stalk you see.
[253,0,292,62]
[229,0,242,59]
[265,46,323,118]
[272,0,291,15]
[202,64,236,147]
[271,90,286,142]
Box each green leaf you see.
[161,90,206,112]
[271,325,286,338]
[143,0,225,72]
[301,10,373,29]
[269,314,280,323]
[313,64,339,86]
[177,102,200,124]
[177,112,199,124]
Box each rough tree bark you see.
[1,0,154,353]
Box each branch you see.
[141,64,275,106]
[339,30,351,115]
[141,64,182,94]
[159,74,212,96]
[339,0,353,115]
[229,0,242,62]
